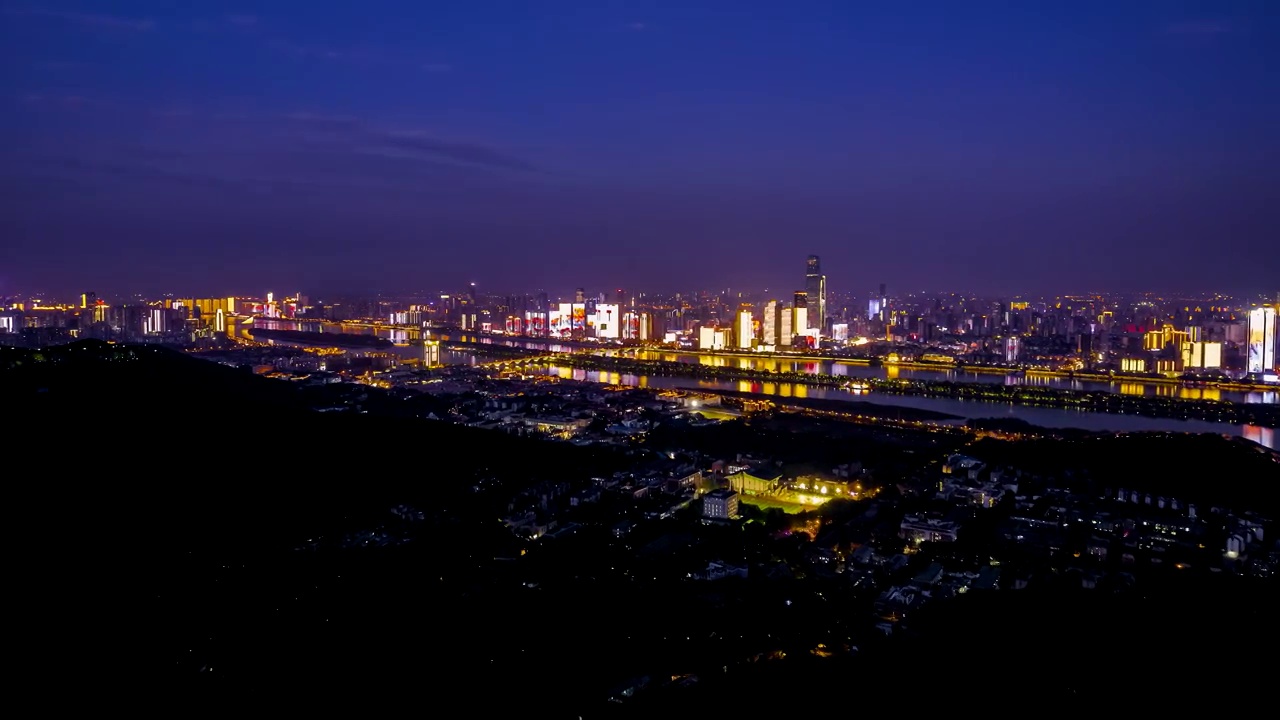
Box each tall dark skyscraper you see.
[805,255,826,333]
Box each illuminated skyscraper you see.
[1181,341,1222,370]
[1246,306,1277,374]
[804,256,826,333]
[792,305,807,342]
[734,310,753,349]
[763,300,778,346]
[423,339,442,367]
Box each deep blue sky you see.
[2,1,1277,299]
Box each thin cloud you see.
[3,110,540,201]
[628,22,648,32]
[1162,20,1233,35]
[239,112,537,173]
[19,93,91,109]
[5,7,156,31]
[422,63,453,73]
[377,132,538,173]
[226,14,257,27]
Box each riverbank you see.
[552,354,1280,428]
[620,346,1273,394]
[251,328,393,349]
[684,387,963,424]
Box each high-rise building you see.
[1246,306,1277,375]
[804,255,826,333]
[1002,336,1020,363]
[698,326,727,351]
[779,303,793,347]
[734,310,753,349]
[621,311,652,341]
[1181,341,1223,370]
[792,306,807,342]
[763,301,778,346]
[423,340,442,367]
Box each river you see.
[253,319,1277,404]
[533,365,1277,450]
[610,350,1277,405]
[248,319,1277,448]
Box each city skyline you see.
[3,1,1278,296]
[8,281,1279,306]
[6,3,1278,701]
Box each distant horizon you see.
[6,282,1277,306]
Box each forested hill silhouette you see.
[7,341,1276,708]
[5,340,621,544]
[618,575,1279,715]
[6,340,628,692]
[966,432,1280,516]
[4,340,310,416]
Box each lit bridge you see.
[470,354,567,370]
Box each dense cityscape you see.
[6,267,1278,708]
[5,259,1279,382]
[6,1,1280,713]
[4,255,1279,434]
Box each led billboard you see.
[1247,307,1276,374]
[594,303,620,338]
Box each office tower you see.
[805,255,826,333]
[1181,341,1223,370]
[779,303,793,346]
[594,304,620,339]
[1246,306,1278,374]
[792,306,807,342]
[698,326,727,350]
[734,310,753,349]
[763,300,778,346]
[791,291,808,340]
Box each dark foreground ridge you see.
[7,341,1277,712]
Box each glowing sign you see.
[595,303,620,338]
[1247,307,1277,374]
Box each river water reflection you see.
[253,320,1276,405]
[249,320,1277,448]
[534,365,1276,449]
[617,350,1277,405]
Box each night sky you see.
[2,1,1277,298]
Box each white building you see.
[698,326,727,351]
[702,489,740,520]
[1247,307,1277,374]
[734,310,753,349]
